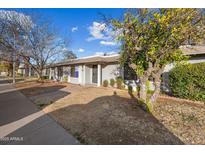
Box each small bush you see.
[169,63,205,102]
[42,75,49,80]
[103,80,108,87]
[63,76,68,82]
[128,85,133,94]
[116,76,123,89]
[110,78,115,87]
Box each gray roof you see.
[49,45,205,68]
[51,54,120,67]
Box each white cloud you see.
[95,52,104,56]
[71,26,78,32]
[86,21,122,44]
[77,48,85,52]
[100,41,116,46]
[86,22,110,41]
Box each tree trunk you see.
[37,68,44,81]
[139,77,148,104]
[24,57,30,77]
[150,78,161,104]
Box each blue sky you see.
[2,8,125,58]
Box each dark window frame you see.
[70,65,78,78]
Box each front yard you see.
[15,80,205,144]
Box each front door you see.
[92,65,98,84]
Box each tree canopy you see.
[0,10,71,79]
[112,8,205,110]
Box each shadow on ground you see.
[48,93,183,145]
[0,78,24,84]
[0,81,183,145]
[0,84,70,126]
[19,84,68,97]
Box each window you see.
[71,66,78,78]
[124,63,137,80]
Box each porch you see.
[69,64,102,87]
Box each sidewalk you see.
[0,78,79,145]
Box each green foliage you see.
[146,80,150,91]
[110,78,115,87]
[112,8,204,82]
[63,76,68,82]
[137,99,152,113]
[103,80,109,87]
[116,76,123,89]
[169,63,205,102]
[112,9,204,104]
[146,80,154,94]
[128,85,133,94]
[42,75,49,80]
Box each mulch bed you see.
[153,97,205,144]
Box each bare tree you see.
[21,14,69,80]
[0,10,33,82]
[63,50,77,60]
[0,10,69,80]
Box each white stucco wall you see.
[85,65,92,84]
[102,63,121,82]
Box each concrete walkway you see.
[0,77,79,145]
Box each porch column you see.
[67,66,71,83]
[49,68,52,80]
[97,64,101,87]
[29,66,31,77]
[83,65,86,85]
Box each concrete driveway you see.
[0,76,79,145]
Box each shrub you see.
[42,75,49,80]
[63,76,68,82]
[128,85,133,94]
[116,76,123,89]
[103,80,108,87]
[169,63,205,102]
[110,78,115,87]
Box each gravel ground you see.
[16,81,205,144]
[153,97,205,144]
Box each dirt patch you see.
[153,97,205,144]
[48,94,182,144]
[16,81,181,144]
[16,81,205,144]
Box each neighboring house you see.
[17,63,36,77]
[45,45,205,91]
[162,45,205,92]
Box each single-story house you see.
[45,45,205,91]
[47,54,124,87]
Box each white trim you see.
[82,65,86,85]
[97,64,101,87]
[90,65,93,84]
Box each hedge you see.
[169,63,205,102]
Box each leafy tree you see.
[112,9,205,110]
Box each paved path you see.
[0,76,79,145]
